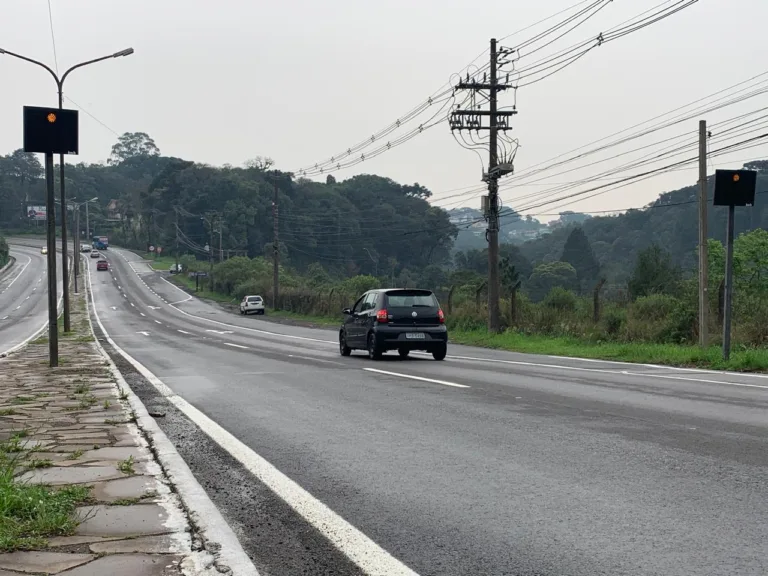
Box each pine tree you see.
[560,227,600,294]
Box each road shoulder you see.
[0,277,258,575]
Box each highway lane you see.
[90,247,768,576]
[0,244,64,355]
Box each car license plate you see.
[405,332,425,340]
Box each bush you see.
[0,235,8,267]
[602,306,625,337]
[629,294,680,322]
[543,287,577,312]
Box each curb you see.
[83,259,260,576]
[0,255,16,279]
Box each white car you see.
[239,295,265,315]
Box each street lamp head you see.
[0,48,6,54]
[113,48,134,58]
[90,197,98,202]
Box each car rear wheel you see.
[432,345,447,361]
[339,332,351,356]
[367,333,382,360]
[398,348,410,358]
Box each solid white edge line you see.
[114,248,333,346]
[0,249,69,358]
[86,254,260,576]
[363,368,470,389]
[160,275,194,303]
[89,254,420,576]
[619,370,768,390]
[4,253,32,289]
[117,249,768,388]
[440,353,768,390]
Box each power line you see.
[430,72,768,207]
[291,0,640,178]
[46,0,59,75]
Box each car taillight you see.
[438,309,445,323]
[376,309,389,323]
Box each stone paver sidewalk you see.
[0,292,207,575]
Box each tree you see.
[628,245,679,299]
[109,132,160,165]
[244,156,274,171]
[500,258,522,324]
[326,174,336,185]
[733,228,768,293]
[560,227,600,294]
[454,244,532,280]
[744,160,768,172]
[517,161,768,285]
[527,261,578,302]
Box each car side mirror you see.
[342,308,352,315]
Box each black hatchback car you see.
[339,288,447,360]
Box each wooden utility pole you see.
[698,120,709,347]
[273,182,279,309]
[450,38,516,332]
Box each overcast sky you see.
[1,0,766,222]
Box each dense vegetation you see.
[0,133,456,277]
[0,235,8,268]
[2,132,767,364]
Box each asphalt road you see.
[0,243,64,355]
[86,247,768,576]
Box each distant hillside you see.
[449,207,593,251]
[517,161,768,283]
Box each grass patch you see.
[25,459,53,470]
[141,253,177,269]
[103,400,111,409]
[103,418,120,426]
[167,274,234,304]
[448,329,768,372]
[0,409,17,417]
[66,450,84,460]
[11,397,35,405]
[267,309,339,327]
[117,456,134,475]
[73,382,90,395]
[117,388,129,402]
[30,336,48,345]
[110,497,140,506]
[78,395,98,409]
[0,451,92,552]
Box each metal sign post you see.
[713,169,757,361]
[23,105,79,367]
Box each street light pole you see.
[70,197,97,294]
[0,46,134,332]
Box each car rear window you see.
[247,296,262,302]
[385,290,438,308]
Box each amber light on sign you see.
[47,113,57,123]
[733,174,740,182]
